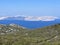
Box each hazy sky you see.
[0,0,60,17]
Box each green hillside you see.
[0,24,60,45]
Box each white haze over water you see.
[0,15,59,21]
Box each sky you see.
[0,0,60,17]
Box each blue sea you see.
[0,20,60,29]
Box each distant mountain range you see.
[0,15,60,29]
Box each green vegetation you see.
[0,24,60,45]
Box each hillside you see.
[0,24,60,45]
[28,24,60,45]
